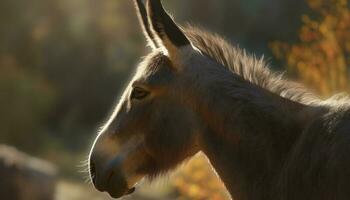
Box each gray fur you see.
[89,1,350,200]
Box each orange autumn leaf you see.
[270,0,350,96]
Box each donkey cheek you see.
[147,128,194,159]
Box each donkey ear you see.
[146,0,191,59]
[133,0,159,49]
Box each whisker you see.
[76,158,91,176]
[77,164,90,169]
[78,169,90,173]
[76,160,90,168]
[83,174,94,185]
[76,157,92,185]
[76,165,89,171]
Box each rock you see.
[0,145,57,200]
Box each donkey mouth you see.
[103,171,136,198]
[106,186,135,199]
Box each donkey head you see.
[89,0,209,198]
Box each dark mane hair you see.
[184,26,323,105]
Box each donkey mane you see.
[184,26,324,105]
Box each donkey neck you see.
[184,56,317,200]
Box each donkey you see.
[88,0,350,199]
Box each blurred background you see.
[0,0,348,199]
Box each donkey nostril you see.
[90,161,97,184]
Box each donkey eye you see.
[131,87,150,100]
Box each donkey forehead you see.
[134,52,176,86]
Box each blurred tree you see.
[271,0,350,96]
[170,0,309,58]
[0,0,142,154]
[0,64,55,152]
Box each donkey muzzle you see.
[90,156,135,198]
